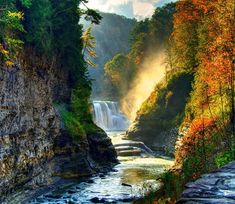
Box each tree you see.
[0,0,31,65]
[82,27,97,67]
[171,0,200,72]
[149,3,176,47]
[23,0,53,54]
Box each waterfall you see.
[93,101,129,131]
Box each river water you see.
[28,101,173,204]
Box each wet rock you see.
[99,173,105,178]
[177,161,235,203]
[71,197,79,201]
[90,197,106,203]
[87,179,95,184]
[67,190,77,194]
[45,193,61,199]
[122,183,132,187]
[87,129,118,164]
[33,197,46,203]
[127,121,178,156]
[68,200,76,204]
[121,197,133,202]
[118,149,142,156]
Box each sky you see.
[82,0,176,19]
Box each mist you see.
[121,51,166,121]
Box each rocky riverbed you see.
[23,131,173,204]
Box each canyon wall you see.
[0,63,117,202]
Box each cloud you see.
[133,0,155,19]
[83,0,174,19]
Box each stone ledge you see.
[177,161,235,203]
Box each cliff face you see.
[0,64,117,202]
[126,73,194,156]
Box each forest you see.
[0,0,234,204]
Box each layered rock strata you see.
[0,64,117,202]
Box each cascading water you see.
[93,101,129,131]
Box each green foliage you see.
[103,2,176,101]
[0,0,31,63]
[129,33,147,64]
[130,19,149,43]
[149,3,176,46]
[60,84,99,139]
[50,0,94,141]
[104,52,136,98]
[138,72,194,137]
[0,0,100,142]
[82,12,136,98]
[71,85,93,124]
[83,8,102,25]
[161,171,183,200]
[23,0,53,54]
[61,111,86,142]
[216,149,235,168]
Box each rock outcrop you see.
[0,64,117,202]
[177,161,235,204]
[127,122,178,155]
[126,72,194,156]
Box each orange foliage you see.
[195,0,234,96]
[173,0,234,115]
[174,0,200,25]
[175,117,217,166]
[188,118,217,136]
[5,60,14,66]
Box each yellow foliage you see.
[0,44,9,55]
[5,60,14,66]
[7,11,24,20]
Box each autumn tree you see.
[174,0,235,174]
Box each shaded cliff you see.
[127,72,193,155]
[0,62,117,202]
[0,1,119,202]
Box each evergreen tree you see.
[23,0,53,54]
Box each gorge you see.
[25,101,173,203]
[0,0,234,204]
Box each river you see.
[28,101,173,204]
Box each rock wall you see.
[127,120,178,156]
[126,73,194,156]
[0,64,117,202]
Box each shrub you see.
[215,149,235,168]
[61,111,86,142]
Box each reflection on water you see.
[120,158,173,185]
[29,132,173,204]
